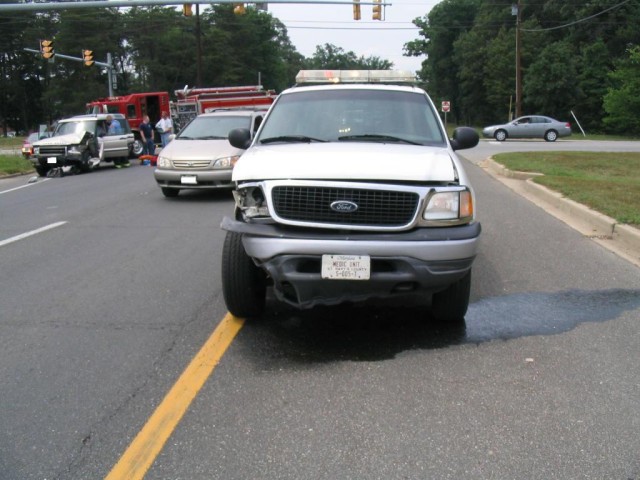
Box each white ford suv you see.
[221,70,480,321]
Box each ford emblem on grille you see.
[330,200,359,213]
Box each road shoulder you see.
[480,157,640,268]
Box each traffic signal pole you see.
[1,0,387,12]
[24,48,115,96]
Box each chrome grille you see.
[271,186,419,227]
[38,146,66,156]
[173,160,212,169]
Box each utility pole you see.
[196,3,203,86]
[514,0,522,118]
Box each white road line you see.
[0,177,50,195]
[0,221,67,248]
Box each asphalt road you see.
[1,141,640,479]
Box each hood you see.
[159,139,242,160]
[232,142,457,183]
[33,133,84,146]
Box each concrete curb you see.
[481,157,640,268]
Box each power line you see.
[522,0,633,31]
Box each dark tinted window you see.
[258,89,446,146]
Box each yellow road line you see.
[105,313,245,480]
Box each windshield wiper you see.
[177,136,195,140]
[198,135,227,140]
[260,135,327,144]
[338,134,422,145]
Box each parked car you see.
[31,113,134,176]
[482,115,572,142]
[221,70,480,321]
[154,109,267,197]
[22,132,50,158]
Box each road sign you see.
[441,101,450,113]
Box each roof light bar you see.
[295,70,416,85]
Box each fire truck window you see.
[127,105,136,118]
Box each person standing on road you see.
[139,115,155,156]
[156,111,173,148]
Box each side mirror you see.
[450,126,479,151]
[228,128,252,150]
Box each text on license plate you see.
[321,254,370,280]
[47,157,57,164]
[181,175,197,185]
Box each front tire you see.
[494,130,508,142]
[544,130,558,142]
[221,231,267,318]
[35,164,51,177]
[431,270,471,322]
[79,151,96,173]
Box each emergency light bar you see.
[295,70,416,85]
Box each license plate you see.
[47,157,57,164]
[321,254,370,280]
[181,175,197,185]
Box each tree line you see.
[405,0,640,134]
[1,1,639,135]
[0,3,391,135]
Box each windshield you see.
[178,115,251,140]
[257,89,447,146]
[54,120,97,137]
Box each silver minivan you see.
[154,109,267,197]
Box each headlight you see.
[233,185,271,219]
[157,154,171,168]
[422,189,473,225]
[68,146,82,156]
[213,155,241,169]
[33,147,39,154]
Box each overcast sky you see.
[268,0,437,73]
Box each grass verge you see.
[0,155,35,176]
[493,151,640,226]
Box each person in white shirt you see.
[156,111,173,148]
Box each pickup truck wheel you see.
[222,231,266,318]
[431,270,471,322]
[79,151,95,173]
[161,187,179,197]
[35,164,50,177]
[130,140,144,158]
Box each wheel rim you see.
[495,131,506,141]
[132,140,144,155]
[546,131,557,141]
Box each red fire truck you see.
[86,85,276,156]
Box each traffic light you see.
[233,3,246,14]
[40,39,54,59]
[183,3,193,16]
[353,0,361,20]
[82,49,94,66]
[372,0,382,20]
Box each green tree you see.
[405,0,481,122]
[303,44,392,70]
[603,45,640,135]
[575,40,610,132]
[524,40,578,120]
[0,8,51,133]
[125,6,196,93]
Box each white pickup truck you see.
[222,70,480,321]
